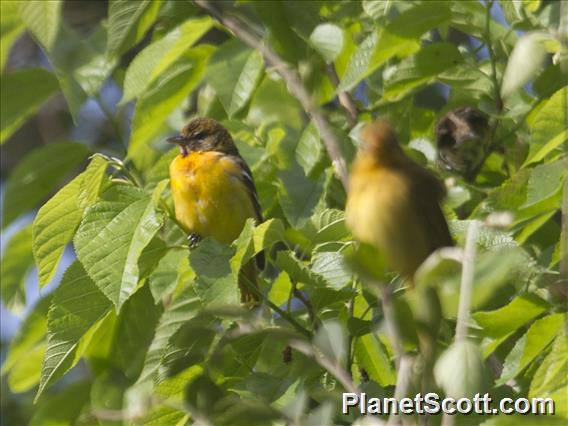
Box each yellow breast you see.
[346,161,432,278]
[169,151,257,244]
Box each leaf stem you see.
[455,220,479,342]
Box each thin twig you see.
[289,340,358,394]
[380,285,404,366]
[325,63,358,127]
[193,0,350,190]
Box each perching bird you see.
[346,120,453,282]
[168,117,264,304]
[436,107,489,181]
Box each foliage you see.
[1,1,566,425]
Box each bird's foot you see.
[188,233,202,248]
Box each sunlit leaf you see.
[529,334,568,418]
[206,39,264,117]
[129,45,213,170]
[309,23,344,63]
[107,0,163,56]
[354,333,396,386]
[497,313,565,385]
[524,88,568,166]
[33,156,108,287]
[121,17,213,104]
[74,185,163,309]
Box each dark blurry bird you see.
[346,120,453,282]
[168,117,264,304]
[436,107,489,181]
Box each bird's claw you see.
[188,233,202,248]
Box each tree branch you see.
[325,64,358,127]
[194,0,350,190]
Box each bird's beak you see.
[167,135,189,145]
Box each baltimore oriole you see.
[346,120,453,282]
[167,117,263,304]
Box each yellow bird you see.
[346,120,453,282]
[168,117,263,304]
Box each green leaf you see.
[149,248,189,303]
[497,313,565,385]
[383,42,463,101]
[275,251,325,287]
[19,4,116,119]
[107,0,163,56]
[36,261,112,400]
[525,88,568,166]
[0,1,24,72]
[74,185,163,309]
[268,271,293,307]
[417,246,528,318]
[522,159,566,208]
[2,141,90,227]
[339,3,451,91]
[312,209,349,244]
[434,341,489,399]
[295,122,323,176]
[109,285,163,379]
[529,334,568,418]
[137,288,201,385]
[252,218,285,256]
[206,39,264,117]
[33,156,108,288]
[314,320,346,364]
[449,2,517,46]
[2,295,50,376]
[190,238,239,306]
[7,344,45,393]
[354,333,396,386]
[311,252,351,289]
[0,224,33,311]
[247,76,303,129]
[18,0,61,51]
[129,45,212,170]
[278,165,325,228]
[30,381,91,426]
[0,69,59,143]
[473,293,550,357]
[309,23,344,63]
[121,17,213,104]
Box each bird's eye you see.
[193,131,205,140]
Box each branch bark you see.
[194,0,350,190]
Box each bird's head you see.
[167,117,238,156]
[359,119,402,163]
[436,107,488,177]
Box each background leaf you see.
[2,142,90,227]
[0,69,59,143]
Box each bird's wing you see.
[226,154,265,270]
[407,163,454,251]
